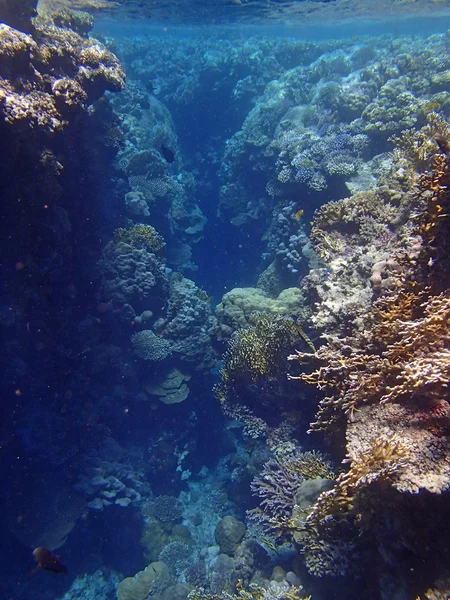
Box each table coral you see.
[145,367,191,404]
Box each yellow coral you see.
[221,314,301,385]
[307,438,407,525]
[113,224,165,253]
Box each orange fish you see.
[294,209,304,221]
[32,547,68,575]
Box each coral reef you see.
[248,451,334,538]
[214,287,307,342]
[0,16,124,135]
[117,561,169,600]
[287,123,450,591]
[154,274,217,370]
[188,581,310,600]
[114,224,165,253]
[131,330,172,362]
[159,540,193,575]
[75,442,150,510]
[98,240,169,320]
[151,495,184,523]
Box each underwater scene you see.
[2,1,450,599]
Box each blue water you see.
[1,2,450,599]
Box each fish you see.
[32,547,68,575]
[160,144,175,163]
[294,209,304,221]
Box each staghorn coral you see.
[289,290,450,432]
[389,112,450,171]
[307,438,407,526]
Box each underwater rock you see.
[117,561,169,600]
[124,190,150,217]
[293,476,334,510]
[214,515,246,556]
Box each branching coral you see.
[307,438,407,526]
[131,330,171,361]
[113,224,165,253]
[188,582,310,600]
[248,451,334,537]
[288,289,450,432]
[389,112,450,171]
[220,314,303,387]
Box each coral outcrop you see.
[0,17,124,135]
[287,122,450,593]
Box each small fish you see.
[32,547,68,575]
[160,144,175,164]
[294,209,304,221]
[145,81,154,94]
